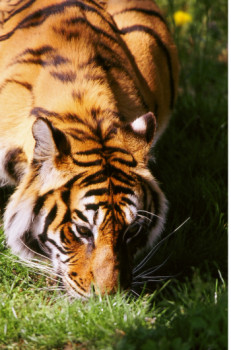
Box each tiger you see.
[0,0,179,298]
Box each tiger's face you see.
[4,112,167,298]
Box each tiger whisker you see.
[20,239,52,262]
[133,256,171,279]
[130,289,140,297]
[35,286,65,292]
[136,214,152,223]
[132,279,167,286]
[133,217,190,274]
[19,256,56,273]
[122,221,141,241]
[0,252,61,282]
[134,274,173,281]
[20,259,63,280]
[137,210,164,220]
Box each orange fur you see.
[0,0,178,297]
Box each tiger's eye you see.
[128,224,140,235]
[77,225,92,238]
[124,223,141,243]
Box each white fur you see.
[4,193,36,258]
[123,195,138,222]
[131,116,147,133]
[39,160,69,193]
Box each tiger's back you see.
[0,0,179,297]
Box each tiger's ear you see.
[123,112,156,147]
[32,117,70,161]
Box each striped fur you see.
[0,0,178,297]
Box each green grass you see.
[0,227,228,349]
[0,0,227,348]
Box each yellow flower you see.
[173,11,192,27]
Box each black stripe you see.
[113,7,167,27]
[75,146,134,158]
[30,107,62,119]
[112,172,134,187]
[95,52,148,111]
[85,201,108,211]
[120,25,175,109]
[91,108,100,119]
[59,208,71,227]
[65,113,86,124]
[3,79,32,91]
[107,164,135,182]
[86,0,105,9]
[33,196,46,216]
[105,146,130,155]
[14,54,69,67]
[50,71,76,83]
[80,170,106,185]
[1,0,117,39]
[75,148,102,156]
[71,277,88,293]
[65,17,117,43]
[121,197,136,207]
[112,185,134,196]
[74,209,89,223]
[4,0,37,23]
[81,175,107,187]
[62,254,77,264]
[61,189,70,206]
[112,157,137,168]
[96,41,134,79]
[67,131,97,142]
[103,126,118,142]
[95,52,124,73]
[47,238,68,254]
[39,204,57,243]
[33,190,54,216]
[18,45,54,58]
[14,58,47,66]
[66,128,94,141]
[85,188,108,197]
[31,108,86,126]
[72,158,102,167]
[64,173,86,188]
[60,227,71,245]
[65,131,82,141]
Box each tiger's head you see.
[4,111,167,298]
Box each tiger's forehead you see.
[69,180,139,220]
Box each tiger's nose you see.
[92,246,120,294]
[93,264,119,295]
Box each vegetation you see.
[0,0,227,348]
